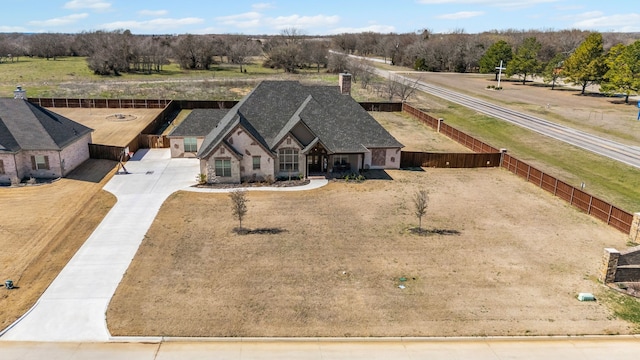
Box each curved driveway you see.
[0,149,327,342]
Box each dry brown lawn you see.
[371,112,471,153]
[107,168,631,337]
[0,160,117,331]
[49,108,163,146]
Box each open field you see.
[0,160,117,331]
[0,56,363,101]
[49,108,163,146]
[107,167,634,337]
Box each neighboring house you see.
[196,77,404,183]
[0,88,93,184]
[167,109,228,158]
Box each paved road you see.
[343,52,640,170]
[2,337,640,359]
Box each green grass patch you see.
[427,99,640,212]
[598,289,640,331]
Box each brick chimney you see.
[14,86,26,100]
[339,73,352,96]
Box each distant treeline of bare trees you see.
[1,29,638,101]
[0,29,331,75]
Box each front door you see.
[307,144,328,174]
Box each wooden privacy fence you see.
[29,98,171,109]
[401,151,501,168]
[88,143,126,161]
[502,154,633,233]
[401,102,635,234]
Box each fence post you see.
[570,187,575,205]
[499,149,507,168]
[554,178,558,196]
[437,118,444,133]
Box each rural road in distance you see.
[345,53,640,170]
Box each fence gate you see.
[139,134,170,148]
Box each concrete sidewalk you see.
[0,149,329,342]
[2,337,640,360]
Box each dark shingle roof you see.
[198,81,403,158]
[0,99,93,152]
[168,109,229,137]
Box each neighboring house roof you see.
[0,98,93,153]
[167,109,229,137]
[198,81,403,158]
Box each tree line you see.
[1,29,638,101]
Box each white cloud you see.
[329,24,395,34]
[64,0,111,12]
[215,12,263,29]
[28,13,89,27]
[101,17,204,31]
[138,9,168,17]
[572,13,640,32]
[252,2,274,11]
[268,14,340,30]
[437,11,485,19]
[0,25,26,32]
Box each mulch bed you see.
[193,179,310,189]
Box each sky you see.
[1,0,639,35]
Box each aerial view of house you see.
[0,87,93,184]
[187,77,403,183]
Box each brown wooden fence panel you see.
[515,161,529,180]
[555,180,573,203]
[590,197,611,223]
[571,188,590,212]
[540,173,556,193]
[88,143,125,161]
[400,151,501,168]
[359,102,402,112]
[610,207,634,233]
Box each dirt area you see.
[0,160,117,331]
[49,108,163,146]
[107,168,632,337]
[371,112,471,153]
[401,72,640,146]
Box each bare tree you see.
[387,74,421,102]
[327,51,349,73]
[302,40,329,72]
[413,190,429,231]
[227,35,261,72]
[348,58,374,88]
[229,189,248,231]
[262,28,304,73]
[27,33,69,60]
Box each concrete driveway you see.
[0,149,202,341]
[0,149,327,342]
